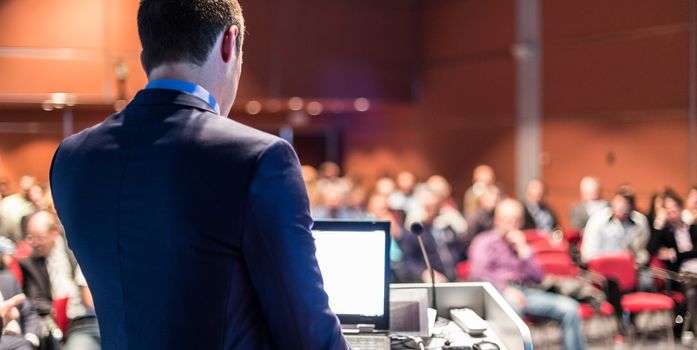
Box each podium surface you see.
[390,282,534,350]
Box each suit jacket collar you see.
[129,88,219,115]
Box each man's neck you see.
[148,64,220,100]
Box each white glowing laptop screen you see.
[311,220,391,330]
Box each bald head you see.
[25,211,61,257]
[525,179,546,204]
[473,165,495,185]
[580,176,601,201]
[494,198,524,235]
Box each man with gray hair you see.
[569,176,608,231]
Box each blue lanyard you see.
[145,79,220,115]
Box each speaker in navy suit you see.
[49,1,347,349]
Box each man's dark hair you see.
[137,0,245,75]
[662,188,684,208]
[615,185,636,210]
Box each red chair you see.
[564,229,582,245]
[534,253,617,345]
[587,253,675,348]
[456,261,470,281]
[53,297,70,334]
[524,230,546,243]
[7,258,22,287]
[13,241,32,260]
[528,238,569,255]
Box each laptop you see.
[311,220,391,350]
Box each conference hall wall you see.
[0,0,694,233]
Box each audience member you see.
[408,175,467,236]
[463,165,496,217]
[581,187,650,266]
[647,189,697,333]
[388,171,419,214]
[464,184,501,249]
[300,165,320,209]
[374,177,396,197]
[569,176,608,230]
[20,211,99,350]
[312,183,359,219]
[425,175,458,211]
[0,294,27,336]
[0,237,40,350]
[0,213,20,243]
[522,179,558,232]
[468,199,586,350]
[366,194,406,281]
[0,178,8,200]
[683,185,697,225]
[647,189,668,232]
[400,190,466,283]
[0,177,38,226]
[344,184,368,219]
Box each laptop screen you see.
[311,220,391,330]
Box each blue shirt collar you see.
[145,79,221,115]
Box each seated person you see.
[464,184,501,251]
[581,187,650,266]
[648,189,697,333]
[463,165,496,218]
[400,190,466,283]
[366,194,407,282]
[20,211,99,350]
[0,237,40,350]
[0,214,20,244]
[311,183,365,220]
[569,176,608,231]
[522,179,558,232]
[683,185,697,225]
[469,199,586,350]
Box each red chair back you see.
[13,241,33,260]
[524,230,545,242]
[7,258,22,287]
[535,251,578,277]
[53,297,69,334]
[587,252,637,292]
[564,229,582,244]
[456,261,470,281]
[528,239,569,254]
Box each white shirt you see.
[45,236,89,320]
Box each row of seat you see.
[457,230,678,348]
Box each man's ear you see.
[221,25,239,63]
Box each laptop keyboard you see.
[344,334,390,350]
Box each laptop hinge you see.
[341,324,376,334]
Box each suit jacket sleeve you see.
[242,139,348,350]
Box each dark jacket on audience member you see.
[464,209,495,251]
[400,223,465,282]
[523,202,559,232]
[648,224,697,273]
[18,256,53,317]
[0,269,40,338]
[49,89,347,350]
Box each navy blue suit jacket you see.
[49,89,348,350]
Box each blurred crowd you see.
[303,162,697,349]
[2,165,697,350]
[0,176,98,350]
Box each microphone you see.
[410,222,437,311]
